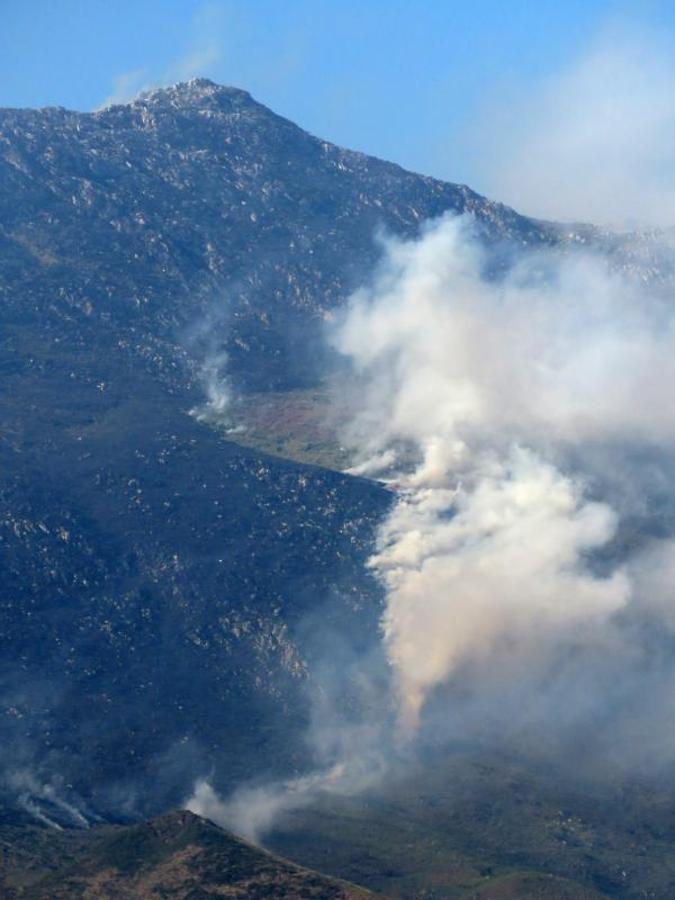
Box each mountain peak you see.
[132,78,254,110]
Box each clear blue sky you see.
[1,0,673,192]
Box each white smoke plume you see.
[7,769,95,829]
[189,214,675,839]
[189,351,233,422]
[187,764,354,843]
[186,299,245,430]
[372,451,628,732]
[98,2,224,109]
[331,213,675,735]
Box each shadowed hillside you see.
[0,809,379,898]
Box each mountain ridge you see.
[0,808,380,898]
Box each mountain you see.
[0,78,569,820]
[3,79,675,897]
[0,809,378,898]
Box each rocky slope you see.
[0,809,378,898]
[0,78,555,395]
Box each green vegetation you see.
[216,384,352,472]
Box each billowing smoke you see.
[331,214,675,737]
[186,650,393,840]
[6,769,97,829]
[188,214,675,839]
[370,450,628,733]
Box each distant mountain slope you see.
[0,809,378,898]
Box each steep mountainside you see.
[0,359,391,814]
[0,79,557,395]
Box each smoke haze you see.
[472,27,675,229]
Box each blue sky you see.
[2,1,674,206]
